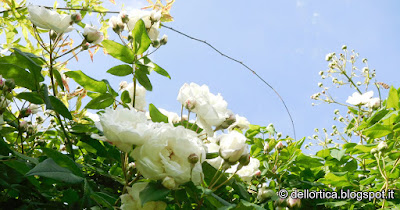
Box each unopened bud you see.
[160,34,168,45]
[287,197,301,208]
[150,10,162,22]
[254,170,261,177]
[120,12,129,24]
[152,39,160,48]
[82,43,90,50]
[162,176,176,189]
[19,121,28,131]
[275,141,284,151]
[238,154,251,166]
[19,108,32,118]
[5,79,15,91]
[188,153,199,164]
[71,13,82,23]
[341,45,347,50]
[377,141,388,152]
[185,99,196,110]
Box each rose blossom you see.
[218,130,248,164]
[131,125,206,186]
[83,25,103,44]
[93,107,155,152]
[226,157,260,182]
[27,5,74,34]
[177,83,230,135]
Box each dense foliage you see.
[0,1,399,209]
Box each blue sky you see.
[24,0,400,151]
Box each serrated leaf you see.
[102,40,135,64]
[26,158,84,184]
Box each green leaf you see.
[149,103,168,123]
[16,92,44,104]
[90,192,116,209]
[234,200,264,210]
[64,70,108,93]
[132,19,151,54]
[102,40,135,64]
[49,96,72,120]
[4,160,40,187]
[26,158,84,184]
[206,152,219,159]
[107,64,133,76]
[139,182,170,206]
[41,148,82,177]
[330,149,346,161]
[0,63,36,90]
[387,86,399,110]
[143,57,171,79]
[40,84,53,110]
[53,69,64,91]
[362,124,392,139]
[360,175,376,186]
[136,67,152,91]
[294,154,324,168]
[121,90,131,104]
[12,48,44,86]
[85,94,114,109]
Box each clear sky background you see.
[23,0,400,152]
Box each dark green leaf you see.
[49,96,72,120]
[41,148,82,176]
[26,158,84,184]
[0,63,36,90]
[139,182,170,206]
[90,192,116,209]
[53,69,64,91]
[102,40,135,64]
[149,103,168,123]
[136,67,152,91]
[107,64,132,76]
[16,92,44,104]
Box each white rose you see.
[83,25,103,44]
[131,125,206,186]
[121,82,147,111]
[218,131,248,164]
[95,107,155,152]
[27,5,74,34]
[228,114,250,131]
[227,157,260,182]
[120,182,167,210]
[177,83,230,135]
[346,91,374,106]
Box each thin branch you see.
[161,24,297,139]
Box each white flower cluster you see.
[27,5,103,44]
[346,91,380,109]
[109,9,167,45]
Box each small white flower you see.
[150,10,162,22]
[28,104,41,114]
[377,141,388,151]
[346,91,374,106]
[27,5,74,34]
[367,97,380,109]
[83,25,103,44]
[109,16,125,33]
